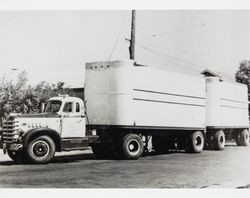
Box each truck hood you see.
[17,113,60,118]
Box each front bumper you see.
[2,143,23,151]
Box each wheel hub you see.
[196,136,202,146]
[219,136,224,143]
[129,144,135,150]
[128,140,139,153]
[32,141,49,158]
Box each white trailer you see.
[205,76,249,150]
[85,60,207,159]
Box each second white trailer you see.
[205,76,249,149]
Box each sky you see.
[1,10,250,87]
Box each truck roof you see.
[48,96,83,103]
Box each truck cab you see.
[0,95,98,164]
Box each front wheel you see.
[188,131,204,153]
[121,133,144,160]
[26,135,56,164]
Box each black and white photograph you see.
[1,1,250,194]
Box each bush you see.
[0,71,70,126]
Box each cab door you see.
[60,101,85,138]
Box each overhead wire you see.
[136,42,204,71]
[152,23,206,37]
[109,13,129,60]
[136,41,205,57]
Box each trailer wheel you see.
[188,131,204,153]
[121,133,144,160]
[7,150,28,163]
[236,129,249,146]
[26,135,56,164]
[91,143,114,159]
[213,130,226,150]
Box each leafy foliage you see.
[235,60,250,100]
[0,71,70,126]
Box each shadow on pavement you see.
[0,142,245,166]
[0,153,97,166]
[0,160,17,166]
[225,144,238,147]
[0,150,186,166]
[51,153,96,163]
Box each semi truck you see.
[0,60,249,164]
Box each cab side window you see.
[76,102,80,113]
[63,102,73,112]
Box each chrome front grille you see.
[2,120,19,143]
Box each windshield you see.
[44,100,62,113]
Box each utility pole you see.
[129,10,136,60]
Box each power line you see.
[152,23,206,37]
[136,43,204,71]
[124,39,204,70]
[136,41,205,57]
[109,13,129,60]
[137,40,242,62]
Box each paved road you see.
[0,142,250,188]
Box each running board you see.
[61,137,89,151]
[60,136,99,151]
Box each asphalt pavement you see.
[0,142,250,188]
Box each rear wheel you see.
[121,133,144,160]
[26,135,56,164]
[213,130,226,150]
[236,129,249,146]
[188,131,204,153]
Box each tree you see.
[33,81,70,112]
[0,70,70,126]
[235,60,250,100]
[0,71,29,124]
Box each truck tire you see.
[26,135,56,164]
[213,130,225,150]
[188,131,204,153]
[91,143,114,159]
[7,150,28,163]
[121,133,144,160]
[236,129,249,146]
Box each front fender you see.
[22,127,61,149]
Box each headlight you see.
[12,129,24,141]
[13,129,24,136]
[13,134,20,139]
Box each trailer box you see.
[85,60,206,131]
[205,77,249,129]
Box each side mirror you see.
[40,103,45,113]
